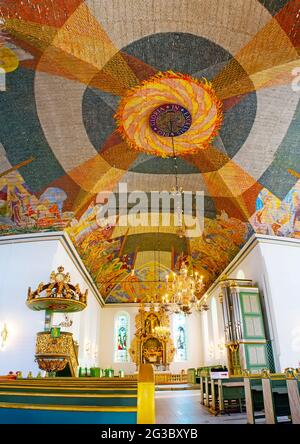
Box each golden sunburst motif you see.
[115,71,223,157]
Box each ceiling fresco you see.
[0,0,299,303]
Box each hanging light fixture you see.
[164,261,205,315]
[154,325,170,340]
[144,79,211,314]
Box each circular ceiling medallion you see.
[115,71,223,157]
[149,104,192,137]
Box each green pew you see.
[244,376,264,423]
[286,375,300,423]
[198,366,224,406]
[0,377,138,424]
[198,366,244,414]
[0,365,156,424]
[244,373,293,424]
[203,377,245,415]
[213,378,245,415]
[187,368,201,385]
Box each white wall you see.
[199,290,227,367]
[0,240,56,375]
[100,306,138,374]
[51,241,102,369]
[0,234,103,375]
[200,235,300,371]
[100,306,203,373]
[171,310,203,373]
[229,243,264,283]
[259,241,300,370]
[228,238,300,371]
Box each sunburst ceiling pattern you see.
[0,0,299,303]
[115,71,223,157]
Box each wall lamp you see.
[0,323,8,350]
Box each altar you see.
[129,304,175,371]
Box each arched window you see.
[114,312,130,362]
[173,313,187,361]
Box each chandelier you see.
[163,262,206,315]
[140,87,213,315]
[154,325,170,340]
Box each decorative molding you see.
[103,303,141,309]
[0,231,105,307]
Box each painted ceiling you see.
[0,0,299,303]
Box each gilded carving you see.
[35,332,78,376]
[129,305,175,369]
[26,266,88,313]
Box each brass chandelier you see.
[153,325,171,340]
[162,262,206,315]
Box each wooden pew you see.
[200,376,205,405]
[244,376,264,424]
[0,365,155,424]
[244,370,299,424]
[200,373,245,415]
[198,366,224,406]
[204,377,211,407]
[216,378,244,415]
[261,375,290,424]
[187,368,197,385]
[286,374,300,424]
[0,381,138,424]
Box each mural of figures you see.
[251,181,300,238]
[0,1,299,304]
[0,167,74,232]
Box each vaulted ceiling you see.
[0,0,299,303]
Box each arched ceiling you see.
[0,0,299,303]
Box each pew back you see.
[244,372,300,424]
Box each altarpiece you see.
[129,304,175,370]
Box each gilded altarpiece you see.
[129,305,175,370]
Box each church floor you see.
[155,390,247,424]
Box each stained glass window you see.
[114,312,129,362]
[173,313,187,361]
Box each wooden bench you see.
[286,375,300,423]
[244,376,264,423]
[187,368,200,385]
[199,373,245,415]
[198,366,224,406]
[244,371,300,424]
[209,378,244,415]
[216,379,245,415]
[0,364,155,424]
